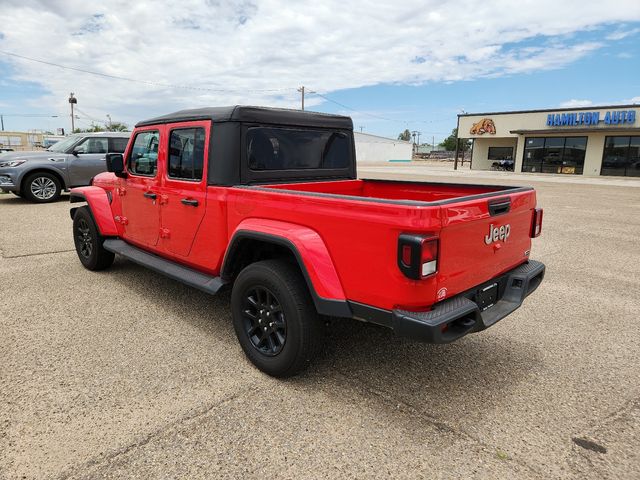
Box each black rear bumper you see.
[349,260,545,344]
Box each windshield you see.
[47,134,83,153]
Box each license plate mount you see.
[476,282,498,311]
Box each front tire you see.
[73,207,115,271]
[23,172,61,203]
[231,259,324,377]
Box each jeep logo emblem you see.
[484,224,511,244]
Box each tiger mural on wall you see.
[469,118,496,135]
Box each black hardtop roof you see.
[135,105,353,129]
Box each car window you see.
[247,127,350,170]
[75,137,108,154]
[168,128,205,180]
[109,137,129,154]
[128,131,159,176]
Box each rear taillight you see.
[531,208,543,238]
[398,234,439,280]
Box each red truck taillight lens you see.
[531,208,543,238]
[398,234,439,280]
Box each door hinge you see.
[114,215,128,225]
[159,194,169,205]
[160,228,171,239]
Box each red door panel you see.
[159,122,210,257]
[120,128,163,247]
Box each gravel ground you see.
[1,167,639,479]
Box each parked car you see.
[0,132,130,203]
[69,106,545,377]
[0,147,15,153]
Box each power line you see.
[308,90,441,130]
[0,50,296,94]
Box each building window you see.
[601,136,640,177]
[522,137,587,174]
[488,147,514,171]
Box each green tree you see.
[397,129,411,141]
[73,123,105,133]
[439,128,470,152]
[106,121,128,132]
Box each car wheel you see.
[23,172,61,203]
[11,191,23,197]
[231,259,324,377]
[73,206,115,271]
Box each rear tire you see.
[231,259,324,377]
[73,206,115,271]
[23,172,61,203]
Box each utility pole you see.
[106,114,112,131]
[359,126,364,132]
[416,131,421,146]
[0,114,4,131]
[68,93,77,133]
[297,86,305,111]
[411,130,418,155]
[432,135,435,151]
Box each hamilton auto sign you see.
[546,109,637,127]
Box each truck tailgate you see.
[436,190,536,298]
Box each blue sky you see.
[1,1,639,142]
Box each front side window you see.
[128,130,159,176]
[168,128,205,180]
[247,127,350,171]
[75,137,108,154]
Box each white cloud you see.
[559,99,594,108]
[628,96,640,104]
[606,27,640,40]
[1,0,640,127]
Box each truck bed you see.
[261,179,530,204]
[227,178,537,311]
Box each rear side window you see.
[247,127,350,170]
[109,137,129,153]
[75,137,107,154]
[128,131,159,176]
[168,128,205,180]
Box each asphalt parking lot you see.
[1,166,639,479]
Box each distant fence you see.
[414,151,456,161]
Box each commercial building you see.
[458,105,640,177]
[0,131,46,151]
[354,132,412,163]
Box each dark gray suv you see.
[0,132,130,203]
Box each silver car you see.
[0,132,130,203]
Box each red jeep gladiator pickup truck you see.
[70,106,545,377]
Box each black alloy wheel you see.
[72,206,115,271]
[76,217,94,259]
[242,286,287,356]
[231,259,325,377]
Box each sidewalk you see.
[359,161,640,188]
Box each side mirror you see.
[106,153,127,178]
[72,149,80,156]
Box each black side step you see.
[103,239,225,295]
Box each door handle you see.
[143,191,157,200]
[181,198,199,207]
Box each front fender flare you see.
[69,186,118,236]
[223,219,351,318]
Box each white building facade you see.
[458,105,640,177]
[354,132,413,164]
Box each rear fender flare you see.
[223,219,351,318]
[69,186,118,236]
